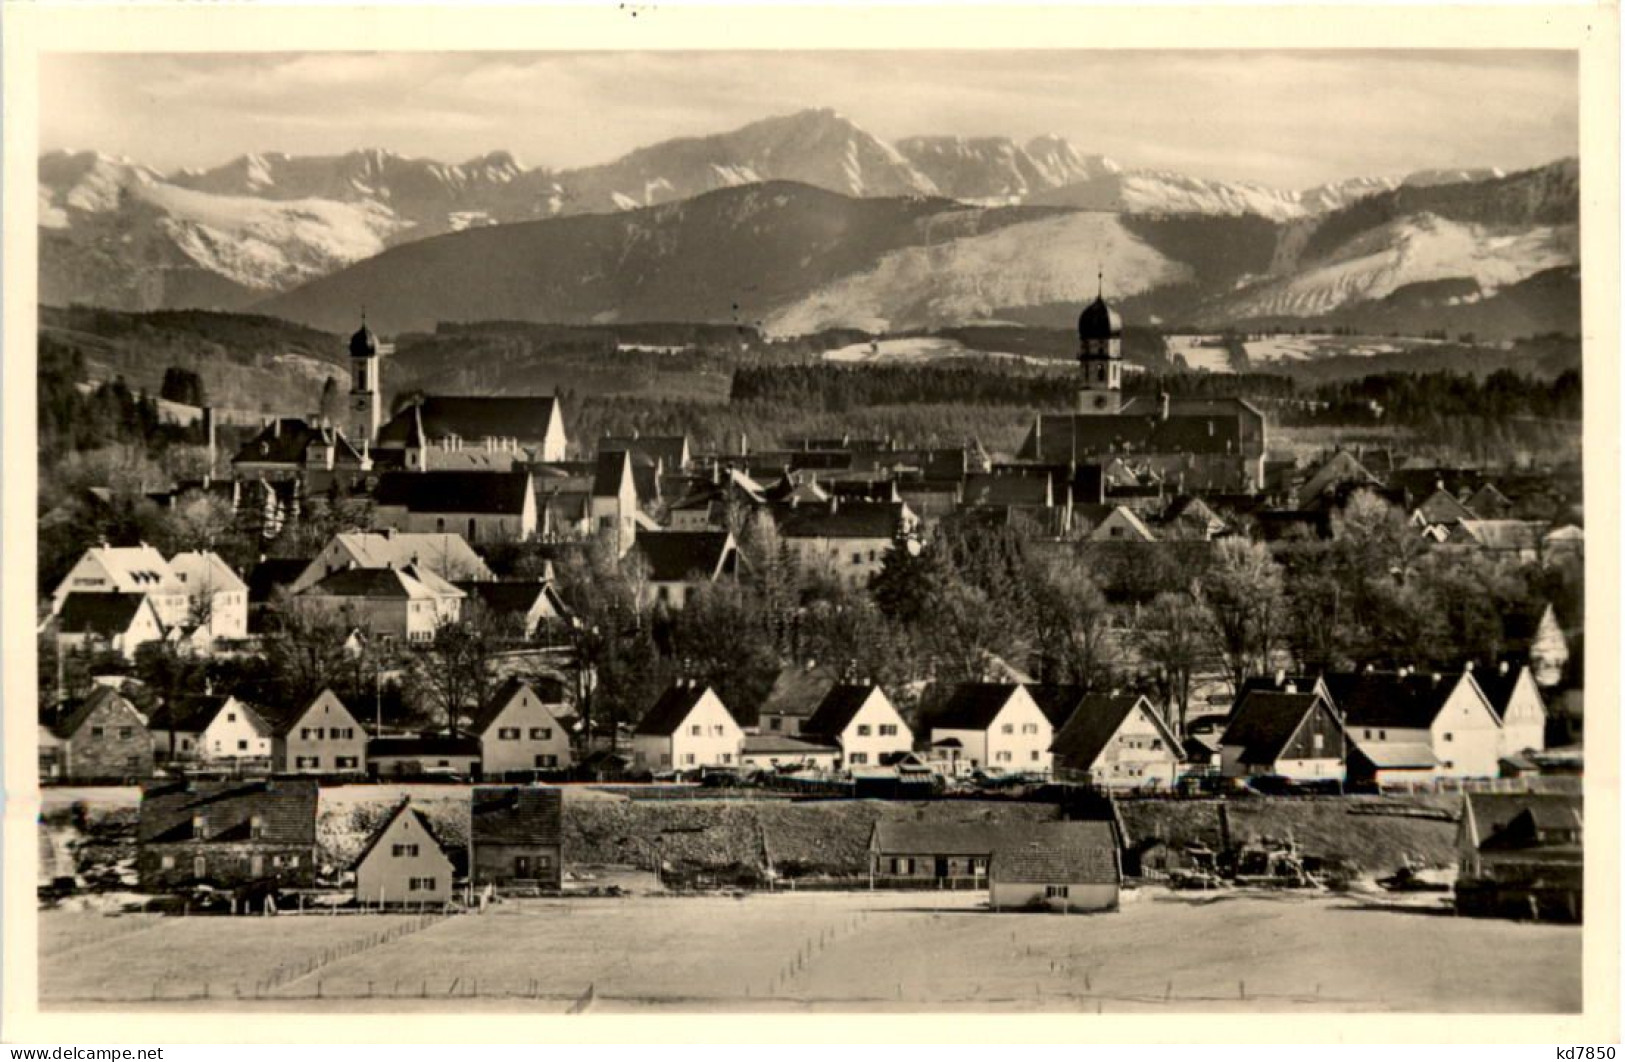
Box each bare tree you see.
[1134,591,1205,740]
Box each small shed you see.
[990,822,1122,913]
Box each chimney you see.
[1159,393,1170,422]
[1499,660,1510,676]
[274,418,282,439]
[1274,668,1286,688]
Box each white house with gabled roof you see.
[52,545,189,627]
[167,550,249,641]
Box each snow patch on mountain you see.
[1216,214,1578,319]
[134,182,407,290]
[764,211,1191,336]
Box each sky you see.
[40,50,1578,189]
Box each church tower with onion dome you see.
[1076,272,1123,415]
[348,316,382,445]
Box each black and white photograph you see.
[2,2,1617,1045]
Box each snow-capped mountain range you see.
[38,108,1576,337]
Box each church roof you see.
[1078,294,1122,342]
[376,396,559,450]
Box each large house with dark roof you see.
[1323,670,1502,780]
[372,470,537,543]
[631,530,740,608]
[778,499,917,588]
[374,395,568,466]
[148,694,273,767]
[51,545,188,627]
[1048,693,1181,791]
[630,682,744,772]
[799,684,912,769]
[137,778,319,891]
[929,684,1053,776]
[1218,689,1346,782]
[288,531,494,594]
[472,786,565,891]
[230,417,372,493]
[295,564,465,643]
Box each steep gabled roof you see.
[472,786,564,847]
[168,551,248,595]
[466,678,568,736]
[1321,671,1466,729]
[51,686,145,740]
[1220,691,1331,765]
[932,684,1025,731]
[376,396,559,449]
[138,778,318,845]
[1050,695,1175,770]
[802,684,890,740]
[57,593,154,635]
[269,689,358,737]
[1023,685,1089,729]
[350,800,454,871]
[329,532,493,581]
[1464,792,1583,851]
[456,580,565,622]
[634,683,726,736]
[632,531,735,582]
[592,450,636,498]
[1470,664,1539,719]
[373,470,533,516]
[962,472,1051,509]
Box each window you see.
[392,843,420,858]
[660,754,671,766]
[891,858,915,874]
[1001,724,1014,735]
[237,740,249,751]
[1030,750,1040,761]
[682,753,696,766]
[1444,732,1454,742]
[996,751,1013,763]
[161,855,176,870]
[856,725,872,737]
[528,727,551,741]
[300,728,312,741]
[1312,733,1324,752]
[879,724,897,736]
[408,877,437,892]
[769,718,782,732]
[1045,885,1070,899]
[119,727,133,739]
[336,757,358,769]
[1378,729,1387,741]
[537,855,553,869]
[227,712,237,722]
[536,754,558,768]
[499,727,520,740]
[850,752,868,765]
[690,724,702,736]
[712,725,725,737]
[91,727,105,739]
[193,856,207,877]
[851,552,862,565]
[657,586,671,602]
[720,753,733,765]
[1021,723,1038,735]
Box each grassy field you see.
[39,888,1579,1013]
